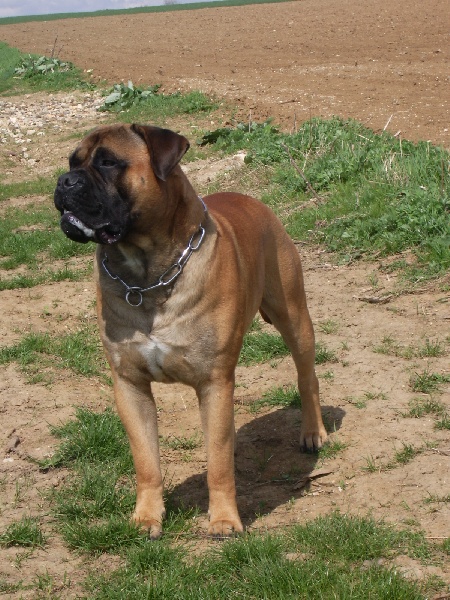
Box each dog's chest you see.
[138,335,173,382]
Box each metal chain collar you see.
[101,197,208,307]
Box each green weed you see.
[249,384,301,412]
[436,415,450,430]
[0,43,91,93]
[317,438,347,461]
[0,326,107,383]
[410,370,450,394]
[318,319,339,334]
[160,433,202,451]
[315,342,338,364]
[99,80,161,111]
[374,336,447,359]
[239,331,289,365]
[405,397,446,419]
[392,443,420,466]
[0,516,45,548]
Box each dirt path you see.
[1,0,449,148]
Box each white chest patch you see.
[139,336,171,382]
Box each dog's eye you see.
[100,159,117,168]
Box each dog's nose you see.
[58,172,81,189]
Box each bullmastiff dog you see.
[54,123,327,538]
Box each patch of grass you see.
[201,117,450,281]
[317,438,347,462]
[443,538,450,555]
[392,443,420,466]
[417,339,447,358]
[374,336,447,359]
[0,325,107,384]
[362,454,380,473]
[289,511,431,563]
[249,384,301,412]
[83,513,431,599]
[46,407,131,469]
[405,397,446,419]
[435,415,450,430]
[239,331,338,367]
[117,89,217,123]
[318,319,339,334]
[0,516,45,548]
[43,408,443,597]
[239,331,289,365]
[374,335,415,359]
[0,176,56,201]
[315,342,339,364]
[0,200,93,289]
[409,370,450,394]
[0,203,92,267]
[0,43,91,94]
[46,407,199,552]
[347,395,369,409]
[423,494,450,505]
[0,580,23,594]
[160,433,202,451]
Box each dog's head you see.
[54,124,190,244]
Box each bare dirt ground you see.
[1,0,449,149]
[0,0,449,596]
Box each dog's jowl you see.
[54,123,327,538]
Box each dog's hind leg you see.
[260,243,327,451]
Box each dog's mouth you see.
[61,211,122,245]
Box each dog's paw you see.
[300,426,328,453]
[208,518,244,538]
[132,514,164,540]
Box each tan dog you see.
[54,123,327,538]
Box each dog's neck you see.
[100,184,208,287]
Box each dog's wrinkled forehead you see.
[69,125,145,169]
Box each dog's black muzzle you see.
[54,170,125,245]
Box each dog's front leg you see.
[198,378,243,537]
[112,374,165,539]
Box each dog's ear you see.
[131,124,190,181]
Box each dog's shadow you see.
[170,404,345,527]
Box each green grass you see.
[0,177,56,201]
[0,516,45,548]
[200,118,450,281]
[239,331,290,365]
[12,408,437,597]
[249,384,301,412]
[347,391,386,409]
[0,325,107,383]
[405,397,447,419]
[318,319,339,334]
[409,370,450,394]
[80,512,436,599]
[100,83,216,122]
[160,433,202,451]
[374,336,447,359]
[0,201,93,289]
[239,331,338,366]
[0,42,90,94]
